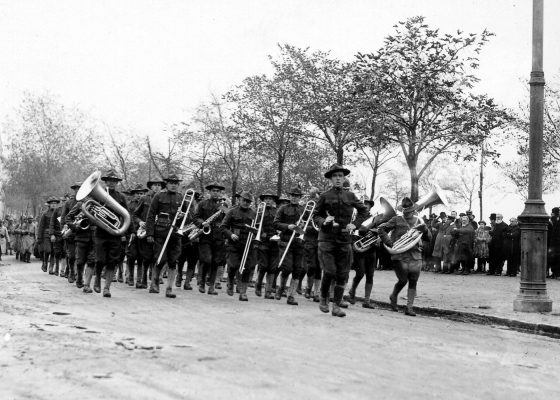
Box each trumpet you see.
[239,202,266,274]
[277,200,315,269]
[76,171,131,236]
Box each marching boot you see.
[275,275,288,300]
[254,282,262,297]
[304,275,313,299]
[312,278,321,302]
[227,272,235,296]
[103,268,113,298]
[319,297,330,313]
[76,264,84,288]
[149,265,161,293]
[207,282,218,295]
[347,284,357,305]
[332,285,346,317]
[93,265,102,293]
[41,254,48,272]
[48,254,55,274]
[338,283,349,308]
[296,279,303,296]
[362,283,375,309]
[117,263,124,283]
[255,270,265,297]
[183,269,194,290]
[166,269,177,298]
[238,282,248,301]
[405,289,416,316]
[264,273,274,299]
[390,281,405,312]
[54,257,60,276]
[286,279,299,305]
[127,259,135,286]
[83,266,94,293]
[68,264,76,284]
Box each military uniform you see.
[146,174,185,298]
[0,223,9,259]
[19,218,36,262]
[59,183,80,282]
[125,184,147,286]
[176,192,199,290]
[193,182,226,293]
[38,197,61,273]
[221,191,257,300]
[254,191,279,299]
[66,201,96,289]
[49,201,65,276]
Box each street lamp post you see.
[514,0,552,312]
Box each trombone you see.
[155,189,195,266]
[175,189,196,236]
[239,202,266,274]
[277,200,315,269]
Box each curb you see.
[353,297,560,339]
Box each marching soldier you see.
[220,191,258,300]
[65,200,96,290]
[301,187,321,302]
[254,190,279,299]
[0,220,9,260]
[273,185,306,306]
[176,190,200,290]
[193,182,227,294]
[49,198,65,277]
[133,178,165,288]
[146,173,185,298]
[92,169,133,298]
[126,184,147,286]
[38,197,61,273]
[378,197,432,316]
[59,182,81,282]
[312,164,369,317]
[19,216,36,262]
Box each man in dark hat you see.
[193,182,227,294]
[378,197,431,316]
[273,184,308,305]
[57,182,81,283]
[146,173,185,298]
[38,197,61,274]
[254,190,279,298]
[92,169,133,297]
[312,164,369,317]
[347,198,377,308]
[133,177,165,288]
[220,191,258,300]
[125,184,148,286]
[487,213,508,276]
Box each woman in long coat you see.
[474,221,491,273]
[432,214,455,273]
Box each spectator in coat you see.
[548,207,560,279]
[488,213,508,276]
[451,215,476,274]
[505,218,521,277]
[474,221,491,273]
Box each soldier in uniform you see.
[273,185,307,306]
[301,187,321,302]
[19,216,36,262]
[38,197,61,273]
[175,190,200,290]
[312,164,369,317]
[66,199,96,290]
[254,190,279,299]
[146,173,185,298]
[378,197,432,316]
[92,169,133,297]
[0,219,9,260]
[133,178,164,288]
[125,184,148,286]
[347,199,377,308]
[193,182,227,294]
[58,182,81,282]
[49,197,66,277]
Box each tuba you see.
[384,187,448,255]
[353,197,396,253]
[76,171,131,236]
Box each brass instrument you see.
[277,200,316,269]
[156,189,196,266]
[383,187,448,255]
[239,202,266,274]
[136,221,146,239]
[175,189,196,236]
[76,171,131,236]
[188,203,227,241]
[353,197,396,253]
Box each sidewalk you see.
[357,268,560,337]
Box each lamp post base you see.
[513,295,552,313]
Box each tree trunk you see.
[231,179,237,206]
[479,141,485,219]
[336,146,344,165]
[276,157,284,197]
[407,157,419,202]
[370,163,379,201]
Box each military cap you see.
[147,178,165,188]
[205,182,225,191]
[101,169,122,181]
[164,173,182,183]
[46,196,61,204]
[459,212,466,217]
[259,190,279,202]
[70,181,82,189]
[237,190,253,202]
[278,194,290,204]
[324,163,351,179]
[287,185,303,196]
[400,197,415,213]
[131,183,148,193]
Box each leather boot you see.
[254,282,262,297]
[76,264,84,288]
[362,283,375,309]
[264,273,274,299]
[26,253,31,263]
[227,273,235,296]
[319,297,330,313]
[68,261,76,283]
[238,282,248,301]
[126,259,135,286]
[41,254,48,272]
[183,269,194,290]
[405,288,416,316]
[286,279,299,305]
[296,279,303,295]
[332,285,346,317]
[48,254,55,274]
[275,275,287,300]
[347,284,357,305]
[94,266,103,293]
[83,266,94,293]
[54,257,60,276]
[312,279,321,302]
[103,268,113,297]
[117,264,124,283]
[135,260,143,288]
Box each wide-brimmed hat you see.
[324,163,350,179]
[147,178,165,188]
[400,197,415,213]
[205,182,225,191]
[131,183,148,193]
[287,185,303,196]
[164,173,182,183]
[46,196,61,204]
[101,169,122,182]
[122,187,132,195]
[237,191,253,202]
[70,181,81,189]
[278,194,290,204]
[259,190,279,202]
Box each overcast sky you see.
[1,0,559,218]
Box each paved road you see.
[1,259,560,400]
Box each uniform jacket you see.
[49,207,63,238]
[221,205,257,244]
[312,187,369,244]
[38,209,56,241]
[65,201,95,242]
[379,215,431,261]
[133,190,155,226]
[194,198,226,242]
[273,203,304,243]
[59,197,77,239]
[127,197,141,231]
[257,204,277,242]
[146,189,184,238]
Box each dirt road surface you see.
[1,258,559,400]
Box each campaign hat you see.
[259,190,279,202]
[205,182,225,191]
[324,163,350,179]
[101,169,122,182]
